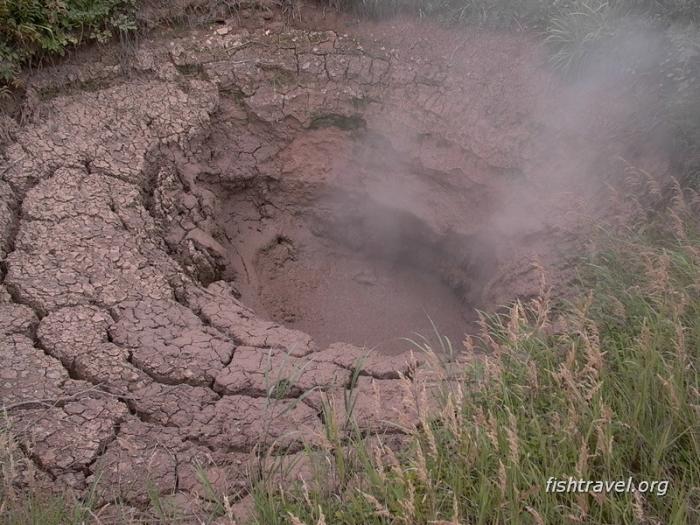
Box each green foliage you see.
[0,0,136,83]
[0,493,92,525]
[327,0,700,25]
[328,0,566,26]
[445,0,574,28]
[326,0,700,81]
[545,0,618,76]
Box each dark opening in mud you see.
[213,151,496,355]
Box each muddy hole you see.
[213,129,497,355]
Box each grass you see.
[250,186,700,524]
[1,184,698,525]
[0,1,698,523]
[0,414,98,524]
[544,0,618,76]
[327,0,700,25]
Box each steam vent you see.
[0,0,681,521]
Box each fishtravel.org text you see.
[546,477,668,496]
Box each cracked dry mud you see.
[0,4,660,520]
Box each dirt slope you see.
[0,3,666,518]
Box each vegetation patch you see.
[0,2,698,524]
[0,0,137,85]
[253,187,700,525]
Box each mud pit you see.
[0,3,661,518]
[252,235,473,355]
[217,132,494,354]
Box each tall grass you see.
[0,2,698,523]
[0,414,99,524]
[2,192,697,523]
[252,193,699,524]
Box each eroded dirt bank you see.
[0,2,668,519]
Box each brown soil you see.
[0,0,669,519]
[255,236,472,354]
[219,171,481,354]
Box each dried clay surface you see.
[0,2,666,518]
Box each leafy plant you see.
[545,0,617,76]
[0,0,137,84]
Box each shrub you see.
[544,0,618,76]
[0,0,137,84]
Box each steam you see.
[314,12,696,312]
